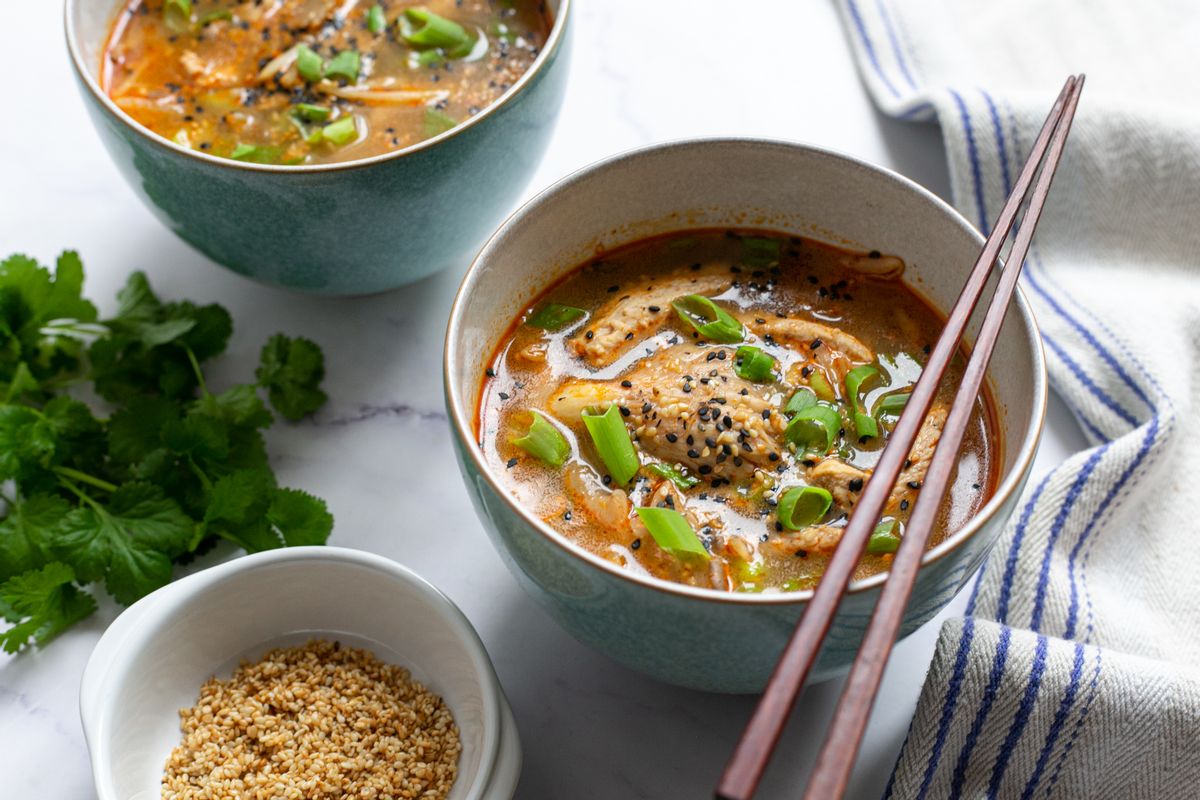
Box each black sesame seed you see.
[607,285,619,293]
[486,367,497,378]
[699,465,713,475]
[621,380,633,388]
[585,331,594,340]
[506,457,518,468]
[687,449,701,459]
[811,338,823,350]
[631,538,641,550]
[498,392,510,400]
[849,478,864,492]
[564,511,572,521]
[619,406,630,417]
[900,499,910,511]
[666,433,678,443]
[648,305,660,312]
[602,475,613,486]
[768,452,780,462]
[868,249,881,259]
[907,481,922,490]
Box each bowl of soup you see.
[444,138,1046,693]
[65,0,572,294]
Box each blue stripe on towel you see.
[917,617,977,799]
[1064,416,1159,638]
[987,634,1050,798]
[846,0,900,98]
[949,624,1013,798]
[996,475,1049,624]
[1041,334,1139,429]
[951,89,991,232]
[1029,447,1107,632]
[1020,642,1086,799]
[875,0,918,90]
[1044,648,1103,796]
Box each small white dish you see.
[79,547,520,800]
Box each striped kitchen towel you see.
[836,1,1200,797]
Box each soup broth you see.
[101,0,551,165]
[477,229,1000,593]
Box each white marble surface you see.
[0,1,1089,797]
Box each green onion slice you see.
[742,236,782,268]
[402,7,477,56]
[874,391,910,418]
[321,116,358,145]
[784,388,817,415]
[671,295,744,343]
[525,303,586,331]
[198,8,232,25]
[367,4,387,33]
[296,44,324,82]
[845,364,881,439]
[292,103,331,122]
[776,486,833,530]
[581,404,639,487]
[635,507,709,560]
[784,402,841,454]
[733,345,777,382]
[229,143,280,164]
[323,49,361,83]
[867,519,902,554]
[510,410,570,468]
[423,108,458,137]
[645,462,700,490]
[163,0,192,32]
[808,368,837,402]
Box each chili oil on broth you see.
[101,0,551,166]
[477,230,1000,594]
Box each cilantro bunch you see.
[0,252,333,653]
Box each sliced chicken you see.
[765,525,845,557]
[568,266,732,367]
[548,347,788,483]
[749,315,873,382]
[803,402,948,516]
[563,463,632,540]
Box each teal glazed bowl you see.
[444,139,1047,694]
[64,0,572,295]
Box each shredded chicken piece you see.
[766,525,845,557]
[568,266,732,367]
[548,347,787,483]
[839,252,905,278]
[564,463,631,537]
[319,85,451,105]
[748,315,873,382]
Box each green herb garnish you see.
[845,364,880,439]
[402,7,478,57]
[423,108,458,137]
[162,0,192,32]
[525,303,586,331]
[733,345,776,382]
[323,50,361,83]
[671,295,744,344]
[367,4,387,34]
[0,254,332,653]
[645,462,700,490]
[510,411,570,468]
[295,44,324,83]
[321,116,359,146]
[292,103,331,122]
[784,402,841,454]
[635,507,709,560]
[867,519,902,554]
[581,404,639,487]
[776,486,833,530]
[742,236,781,268]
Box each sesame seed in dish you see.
[162,639,460,800]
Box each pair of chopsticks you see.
[717,74,1086,800]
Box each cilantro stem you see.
[183,345,209,397]
[58,478,106,513]
[187,457,213,492]
[54,467,118,494]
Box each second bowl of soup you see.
[65,0,572,293]
[445,139,1046,693]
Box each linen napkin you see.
[835,1,1200,797]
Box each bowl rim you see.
[63,0,572,174]
[80,546,505,800]
[443,136,1048,607]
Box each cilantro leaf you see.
[0,562,97,653]
[257,334,328,421]
[42,396,106,469]
[194,384,273,429]
[50,483,194,605]
[107,396,180,466]
[0,494,70,581]
[203,469,279,552]
[268,489,333,547]
[0,405,55,481]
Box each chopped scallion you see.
[525,303,586,331]
[292,103,331,122]
[742,236,782,268]
[198,8,232,25]
[296,44,324,83]
[784,388,817,415]
[635,507,709,560]
[784,402,841,454]
[581,404,639,487]
[402,7,477,56]
[163,0,192,32]
[807,368,837,402]
[776,486,833,530]
[367,4,387,34]
[229,143,280,164]
[510,410,570,467]
[645,462,700,490]
[874,391,910,418]
[867,519,902,554]
[733,345,777,382]
[321,116,359,146]
[845,364,881,439]
[423,108,458,137]
[671,295,744,343]
[324,49,361,83]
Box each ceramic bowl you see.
[444,138,1047,694]
[63,0,572,295]
[79,547,520,799]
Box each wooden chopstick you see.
[716,74,1085,800]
